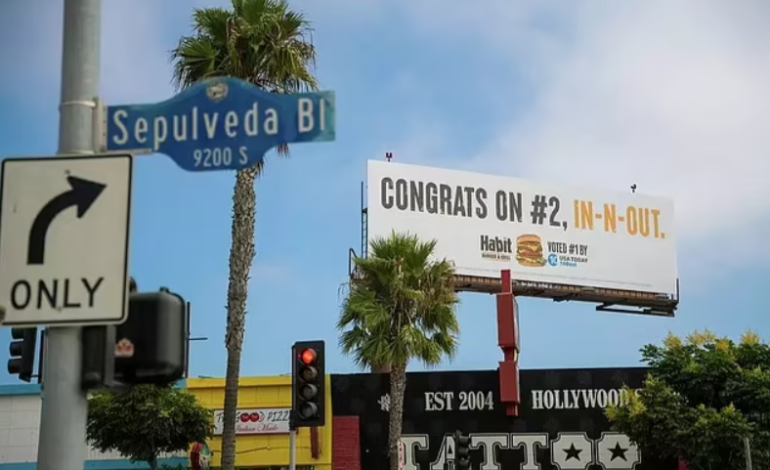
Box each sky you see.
[0,0,768,382]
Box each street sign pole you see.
[37,0,101,469]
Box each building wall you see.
[331,416,360,470]
[0,369,684,469]
[186,376,333,470]
[0,383,187,470]
[331,368,679,470]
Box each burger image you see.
[516,234,546,267]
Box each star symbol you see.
[609,442,628,461]
[563,443,582,460]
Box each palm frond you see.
[192,7,231,41]
[169,0,318,164]
[338,232,460,370]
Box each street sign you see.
[0,154,133,327]
[103,77,336,172]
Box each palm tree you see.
[338,232,461,470]
[170,1,318,469]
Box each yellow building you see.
[187,376,333,470]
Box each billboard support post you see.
[496,269,520,416]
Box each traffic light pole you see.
[37,0,101,469]
[289,340,325,470]
[288,413,297,470]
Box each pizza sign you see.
[213,408,291,435]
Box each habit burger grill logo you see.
[479,234,546,267]
[480,235,513,261]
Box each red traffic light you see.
[291,340,326,428]
[300,348,317,365]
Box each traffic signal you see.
[8,328,37,382]
[455,430,471,470]
[114,288,187,386]
[80,286,188,390]
[292,340,326,428]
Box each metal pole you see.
[289,429,297,470]
[288,411,297,470]
[744,437,753,470]
[37,0,101,469]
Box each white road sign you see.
[0,154,133,327]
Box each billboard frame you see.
[350,175,678,317]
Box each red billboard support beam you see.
[497,270,520,416]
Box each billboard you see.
[366,161,678,313]
[331,368,677,470]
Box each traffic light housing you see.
[8,328,37,382]
[114,288,187,385]
[80,285,188,391]
[455,430,471,470]
[292,340,326,428]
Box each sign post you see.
[102,77,336,172]
[33,0,104,469]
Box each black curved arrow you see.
[27,176,106,265]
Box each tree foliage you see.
[339,232,461,470]
[607,330,770,470]
[87,384,213,470]
[170,1,318,469]
[170,0,318,167]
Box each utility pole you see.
[37,0,101,469]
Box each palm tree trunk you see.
[388,362,407,470]
[220,168,258,470]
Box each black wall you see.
[331,368,676,470]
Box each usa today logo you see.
[548,253,578,268]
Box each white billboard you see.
[367,161,678,296]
